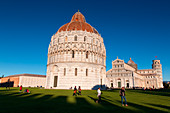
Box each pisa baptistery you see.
[45,11,106,89]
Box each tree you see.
[163,82,169,89]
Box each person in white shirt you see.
[96,88,101,103]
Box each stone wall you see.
[19,76,46,87]
[0,77,19,87]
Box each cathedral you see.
[106,57,163,89]
[45,11,106,89]
[45,11,163,89]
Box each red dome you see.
[127,58,136,64]
[57,12,99,34]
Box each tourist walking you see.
[78,86,81,95]
[96,88,101,103]
[73,86,77,96]
[119,87,128,106]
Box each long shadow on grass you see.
[88,96,133,112]
[129,90,170,97]
[1,92,19,96]
[0,92,132,113]
[143,103,170,111]
[116,100,168,113]
[0,91,168,113]
[0,89,18,91]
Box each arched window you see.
[58,38,59,43]
[118,78,121,80]
[74,35,77,41]
[72,50,74,58]
[86,51,88,58]
[84,36,86,41]
[64,68,66,76]
[75,68,77,76]
[86,69,88,76]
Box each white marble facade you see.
[106,58,163,89]
[45,12,106,89]
[19,76,46,87]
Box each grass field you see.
[0,88,170,113]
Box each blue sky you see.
[0,0,170,80]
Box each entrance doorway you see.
[111,83,113,87]
[126,83,129,88]
[118,82,121,88]
[54,76,58,87]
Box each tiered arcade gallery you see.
[45,12,106,89]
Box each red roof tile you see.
[4,74,46,78]
[57,12,99,34]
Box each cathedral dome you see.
[127,58,136,64]
[57,11,99,34]
[127,58,137,70]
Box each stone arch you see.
[73,44,77,48]
[52,65,58,72]
[100,67,105,74]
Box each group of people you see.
[19,85,127,106]
[72,86,128,106]
[96,87,128,106]
[19,85,30,93]
[72,86,81,96]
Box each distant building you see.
[106,57,163,89]
[0,74,46,87]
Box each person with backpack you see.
[119,87,128,106]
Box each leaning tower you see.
[45,11,106,89]
[152,60,163,88]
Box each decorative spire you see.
[117,56,118,59]
[130,57,131,60]
[78,9,79,12]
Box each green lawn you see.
[0,88,170,113]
